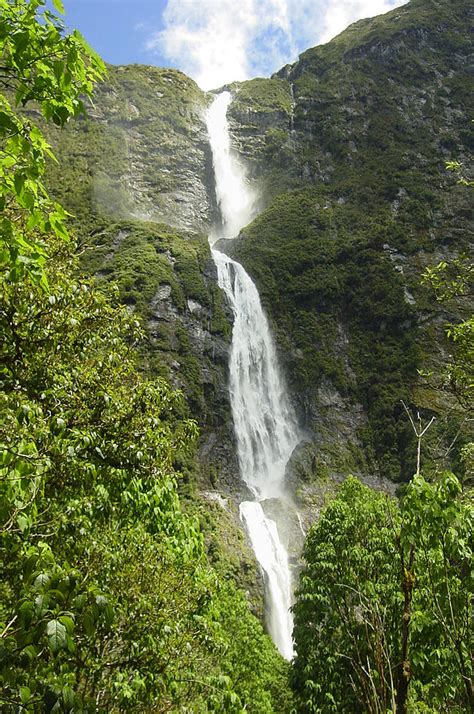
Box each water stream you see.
[206,92,301,660]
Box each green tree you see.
[291,474,473,712]
[402,472,473,710]
[291,478,402,713]
[1,3,292,710]
[0,233,202,709]
[0,0,105,285]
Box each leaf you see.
[62,686,75,708]
[22,645,37,662]
[19,600,34,627]
[52,0,65,13]
[17,513,30,532]
[83,611,95,637]
[46,619,67,653]
[73,593,87,611]
[20,687,31,704]
[34,572,50,589]
[95,594,108,609]
[59,614,75,634]
[14,173,25,197]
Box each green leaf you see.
[46,619,67,653]
[20,686,31,704]
[34,572,50,589]
[53,0,65,13]
[62,686,75,708]
[59,614,75,634]
[83,611,95,637]
[19,601,34,628]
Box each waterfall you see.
[206,92,300,660]
[206,92,255,242]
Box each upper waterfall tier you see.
[206,92,256,243]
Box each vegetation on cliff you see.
[231,189,421,479]
[230,0,472,483]
[2,0,472,711]
[291,164,473,713]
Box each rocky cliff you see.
[225,0,473,487]
[48,65,215,233]
[44,0,472,508]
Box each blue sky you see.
[59,0,408,90]
[59,1,168,66]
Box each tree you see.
[0,0,105,286]
[291,474,473,712]
[1,3,293,710]
[291,478,403,713]
[0,231,203,709]
[421,256,473,414]
[402,472,473,710]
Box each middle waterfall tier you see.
[212,250,300,501]
[213,249,300,659]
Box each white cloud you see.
[318,0,407,45]
[146,0,408,90]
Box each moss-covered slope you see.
[224,0,472,483]
[42,0,472,492]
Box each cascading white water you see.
[207,92,255,243]
[206,92,300,660]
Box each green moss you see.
[77,218,229,425]
[230,77,292,115]
[185,497,265,619]
[231,186,421,480]
[297,0,469,66]
[42,63,209,239]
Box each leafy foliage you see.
[292,474,473,712]
[402,472,473,710]
[0,0,105,285]
[1,234,197,708]
[291,478,402,712]
[1,3,291,710]
[422,256,473,412]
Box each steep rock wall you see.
[224,0,473,486]
[43,0,472,505]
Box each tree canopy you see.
[0,0,104,286]
[292,474,473,712]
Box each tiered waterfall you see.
[206,92,300,660]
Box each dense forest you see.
[1,0,472,712]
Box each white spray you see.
[206,92,300,659]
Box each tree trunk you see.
[396,547,414,713]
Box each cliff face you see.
[45,0,472,498]
[227,0,472,199]
[47,65,216,234]
[225,0,473,485]
[44,68,239,497]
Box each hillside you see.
[225,0,473,485]
[43,0,472,495]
